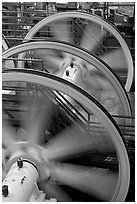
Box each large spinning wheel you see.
[2,11,133,201]
[19,11,133,92]
[2,69,130,202]
[2,41,132,127]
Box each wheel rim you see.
[2,69,130,201]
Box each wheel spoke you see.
[75,22,106,65]
[82,70,114,91]
[42,123,114,161]
[80,22,106,53]
[2,117,17,148]
[45,183,73,201]
[101,48,127,71]
[26,97,54,145]
[50,19,73,44]
[51,163,118,201]
[31,49,63,73]
[49,19,73,59]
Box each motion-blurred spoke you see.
[50,19,72,44]
[32,49,63,73]
[80,22,106,52]
[2,117,17,148]
[45,183,73,202]
[42,123,114,160]
[27,98,54,145]
[51,163,118,201]
[50,19,73,59]
[82,72,114,91]
[101,48,127,72]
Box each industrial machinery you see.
[2,9,135,202]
